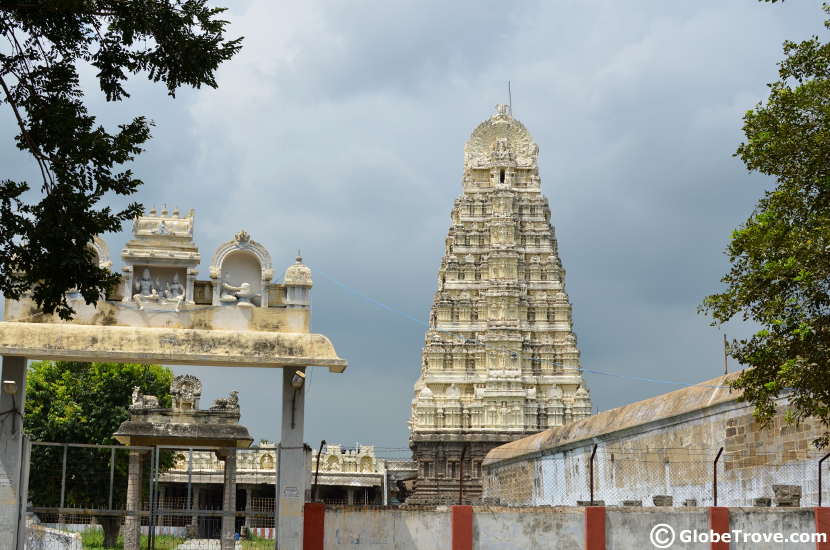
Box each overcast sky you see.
[1,1,826,456]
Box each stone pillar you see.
[0,355,26,550]
[244,486,253,528]
[190,485,201,535]
[124,450,143,550]
[220,450,237,550]
[278,367,307,550]
[346,488,354,505]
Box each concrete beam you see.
[0,322,347,372]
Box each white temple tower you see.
[407,105,592,504]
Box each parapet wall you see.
[305,505,828,550]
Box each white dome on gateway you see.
[407,105,592,505]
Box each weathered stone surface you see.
[482,373,743,467]
[622,500,642,506]
[2,210,347,550]
[408,105,591,504]
[115,375,253,447]
[25,523,83,550]
[773,484,801,507]
[652,495,673,507]
[482,372,825,507]
[0,321,346,371]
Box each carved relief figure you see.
[220,276,257,307]
[171,374,202,410]
[133,268,185,312]
[167,273,184,298]
[211,391,240,410]
[130,386,159,408]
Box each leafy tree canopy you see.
[24,361,173,546]
[702,3,830,447]
[24,360,172,443]
[0,1,241,319]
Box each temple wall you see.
[323,507,451,550]
[313,506,821,549]
[483,397,825,507]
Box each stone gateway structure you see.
[114,374,253,550]
[0,208,347,550]
[407,105,592,504]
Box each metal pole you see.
[59,444,67,516]
[713,447,724,506]
[819,452,830,507]
[313,440,325,502]
[146,449,153,550]
[589,444,598,505]
[108,447,115,511]
[147,448,158,550]
[154,447,160,549]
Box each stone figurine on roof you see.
[121,207,200,310]
[117,374,251,448]
[112,207,316,314]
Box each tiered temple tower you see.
[407,105,592,504]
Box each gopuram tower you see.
[407,105,592,504]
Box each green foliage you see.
[702,3,830,447]
[25,361,172,443]
[0,1,241,319]
[24,361,173,514]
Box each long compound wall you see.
[482,397,825,508]
[304,505,830,550]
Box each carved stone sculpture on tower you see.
[407,105,592,505]
[209,230,273,307]
[121,208,200,310]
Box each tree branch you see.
[0,73,52,190]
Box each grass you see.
[80,529,182,549]
[79,528,276,549]
[240,536,276,549]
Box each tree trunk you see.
[96,516,121,548]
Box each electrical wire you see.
[314,269,731,390]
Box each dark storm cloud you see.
[0,0,824,451]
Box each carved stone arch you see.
[171,374,202,410]
[464,105,538,170]
[90,236,112,270]
[209,230,274,307]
